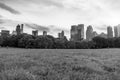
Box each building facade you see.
[114,26,119,37]
[86,25,93,41]
[16,24,24,35]
[107,26,113,38]
[43,31,47,36]
[70,24,84,41]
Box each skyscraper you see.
[107,26,113,38]
[43,31,47,36]
[16,24,24,35]
[70,25,78,41]
[16,24,21,35]
[114,24,120,37]
[86,25,93,41]
[21,24,24,34]
[58,31,65,39]
[114,26,119,37]
[78,24,84,40]
[70,24,84,41]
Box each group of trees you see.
[1,34,120,49]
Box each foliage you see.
[0,34,120,49]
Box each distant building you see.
[1,30,10,37]
[21,24,24,34]
[107,26,113,38]
[71,25,78,41]
[114,25,120,37]
[43,31,47,36]
[16,24,21,35]
[32,30,38,36]
[86,25,93,41]
[70,24,84,41]
[114,26,119,37]
[58,30,65,39]
[16,24,24,35]
[116,24,120,37]
[98,32,107,38]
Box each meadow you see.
[0,48,120,80]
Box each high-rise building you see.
[58,31,65,39]
[107,26,113,38]
[43,31,47,36]
[1,30,10,37]
[78,24,84,40]
[16,24,21,35]
[16,24,24,35]
[86,25,93,41]
[71,25,78,41]
[114,25,120,37]
[70,24,84,41]
[21,24,24,34]
[114,26,119,37]
[32,30,38,36]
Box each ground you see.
[0,48,120,80]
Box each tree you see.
[18,35,33,48]
[92,37,108,48]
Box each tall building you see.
[114,25,120,37]
[43,31,47,36]
[78,24,84,40]
[16,24,24,35]
[70,24,84,41]
[114,26,119,37]
[1,30,10,37]
[16,24,21,35]
[71,25,78,41]
[32,30,38,36]
[107,26,113,38]
[86,25,93,41]
[21,24,24,34]
[58,31,65,39]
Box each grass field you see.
[0,48,120,80]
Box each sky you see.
[0,0,120,39]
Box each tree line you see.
[0,34,120,49]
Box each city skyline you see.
[1,0,120,38]
[0,23,119,41]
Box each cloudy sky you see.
[0,0,120,38]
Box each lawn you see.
[0,48,120,80]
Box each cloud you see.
[0,19,5,24]
[0,15,2,18]
[25,23,50,32]
[48,25,69,33]
[0,2,20,14]
[95,25,107,31]
[0,26,6,30]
